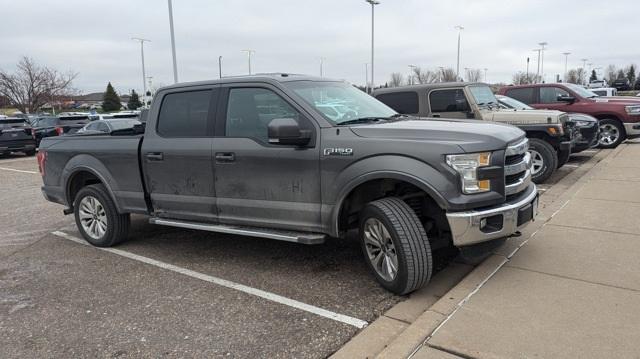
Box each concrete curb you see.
[331,147,620,359]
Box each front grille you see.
[504,138,531,197]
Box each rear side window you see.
[157,90,212,137]
[429,89,469,112]
[375,92,419,114]
[539,87,570,104]
[504,88,535,104]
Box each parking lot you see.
[0,148,600,358]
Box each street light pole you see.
[365,0,380,91]
[455,25,464,81]
[218,56,223,79]
[365,63,369,93]
[131,37,150,107]
[526,57,530,80]
[167,0,178,83]
[533,49,541,83]
[562,52,571,82]
[538,42,547,83]
[241,49,255,75]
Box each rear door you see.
[142,86,219,222]
[211,83,322,232]
[427,88,472,119]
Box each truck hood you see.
[591,97,640,105]
[349,118,525,153]
[481,108,565,124]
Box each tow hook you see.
[63,207,74,215]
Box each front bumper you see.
[446,184,538,247]
[624,122,640,138]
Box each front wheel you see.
[528,138,558,184]
[359,197,432,295]
[598,119,625,148]
[74,184,130,247]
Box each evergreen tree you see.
[102,82,121,112]
[127,89,142,110]
[626,65,636,86]
[617,69,626,79]
[589,70,597,82]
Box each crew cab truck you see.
[498,83,640,148]
[373,82,573,183]
[39,74,537,295]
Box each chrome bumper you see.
[446,185,538,247]
[624,122,640,137]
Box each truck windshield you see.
[468,85,498,107]
[285,81,396,125]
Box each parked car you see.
[37,74,538,295]
[590,87,617,97]
[588,80,607,89]
[77,118,141,134]
[0,117,37,156]
[496,95,599,153]
[32,114,90,147]
[612,78,632,91]
[373,82,572,183]
[498,82,640,148]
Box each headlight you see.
[625,106,640,115]
[573,120,592,127]
[446,152,491,194]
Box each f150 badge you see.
[324,147,353,156]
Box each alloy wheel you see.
[529,149,544,175]
[599,123,619,146]
[363,218,399,282]
[78,196,108,240]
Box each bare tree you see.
[565,68,586,85]
[512,71,539,85]
[465,68,483,82]
[411,67,438,84]
[389,72,405,87]
[440,68,458,82]
[0,57,77,113]
[604,64,617,85]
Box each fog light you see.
[478,180,490,191]
[480,218,487,229]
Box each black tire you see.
[528,138,557,184]
[598,119,625,149]
[556,148,570,169]
[359,197,432,295]
[73,184,130,247]
[25,149,36,156]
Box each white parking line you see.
[51,230,368,329]
[562,164,580,168]
[0,166,38,174]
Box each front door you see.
[142,87,218,222]
[212,84,322,232]
[532,86,574,111]
[427,88,473,119]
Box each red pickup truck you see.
[498,83,640,148]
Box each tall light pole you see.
[533,49,542,83]
[167,0,178,83]
[365,0,380,91]
[562,52,571,82]
[131,37,150,107]
[538,42,547,83]
[526,57,530,80]
[320,57,326,77]
[241,49,255,75]
[365,63,369,93]
[146,76,153,103]
[218,56,223,79]
[408,64,416,85]
[455,25,464,81]
[484,68,488,82]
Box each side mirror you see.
[268,118,311,146]
[557,95,576,103]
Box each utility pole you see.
[562,52,571,82]
[455,25,464,81]
[365,0,380,91]
[538,42,547,83]
[131,37,150,107]
[241,49,255,75]
[167,0,178,83]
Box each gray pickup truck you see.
[38,74,537,294]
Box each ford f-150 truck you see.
[498,82,640,148]
[38,74,537,295]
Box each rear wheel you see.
[74,184,130,247]
[528,138,557,184]
[598,119,625,148]
[359,197,432,295]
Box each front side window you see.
[375,91,419,114]
[225,87,301,142]
[504,88,535,104]
[539,87,570,104]
[157,90,211,137]
[429,89,469,113]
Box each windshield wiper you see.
[336,117,391,126]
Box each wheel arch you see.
[62,154,122,212]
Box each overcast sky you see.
[1,0,636,95]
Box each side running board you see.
[149,217,326,245]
